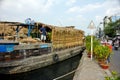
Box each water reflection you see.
[0,53,82,80]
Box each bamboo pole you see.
[51,28,54,52]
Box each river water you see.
[0,53,82,80]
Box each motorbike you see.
[114,39,119,50]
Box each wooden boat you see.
[0,21,85,74]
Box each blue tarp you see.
[0,45,14,52]
[40,44,48,48]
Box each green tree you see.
[104,19,120,37]
[104,22,116,37]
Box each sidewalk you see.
[73,51,112,80]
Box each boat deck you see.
[0,40,19,45]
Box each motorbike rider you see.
[113,37,119,50]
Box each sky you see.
[0,0,120,35]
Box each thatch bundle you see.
[4,36,14,40]
[20,37,38,43]
[0,21,84,49]
[0,23,16,36]
[19,27,28,35]
[51,27,84,50]
[35,22,84,50]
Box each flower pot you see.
[87,53,91,58]
[87,52,91,58]
[100,63,109,69]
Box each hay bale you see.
[20,37,38,43]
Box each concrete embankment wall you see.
[73,50,111,80]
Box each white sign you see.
[88,20,96,29]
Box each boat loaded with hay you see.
[0,21,85,74]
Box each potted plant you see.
[94,45,111,69]
[105,71,120,80]
[86,38,100,58]
[86,42,91,58]
[85,36,93,58]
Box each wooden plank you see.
[14,43,52,50]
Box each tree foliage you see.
[104,19,120,37]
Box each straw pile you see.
[0,22,84,47]
[20,37,38,43]
[52,27,84,50]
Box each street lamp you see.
[88,20,96,60]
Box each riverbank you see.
[73,50,112,80]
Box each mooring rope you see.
[53,69,76,80]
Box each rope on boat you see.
[53,69,76,80]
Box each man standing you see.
[40,25,47,43]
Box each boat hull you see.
[0,46,84,74]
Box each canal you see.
[0,53,82,80]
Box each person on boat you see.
[39,25,47,43]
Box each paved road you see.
[109,47,120,75]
